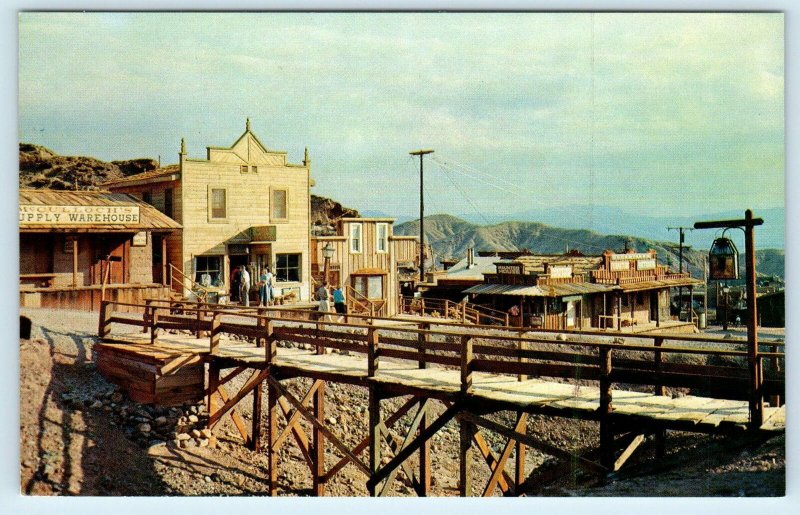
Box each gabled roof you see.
[441,255,498,281]
[102,164,180,188]
[19,189,181,232]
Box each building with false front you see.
[311,218,418,316]
[104,120,313,303]
[464,249,703,331]
[19,189,181,310]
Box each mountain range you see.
[394,214,785,280]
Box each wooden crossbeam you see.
[212,384,252,446]
[482,413,527,496]
[458,412,607,477]
[268,377,371,476]
[323,396,420,481]
[367,400,465,491]
[379,424,422,495]
[471,431,513,494]
[276,396,313,469]
[273,380,322,450]
[613,433,646,472]
[209,368,270,428]
[378,400,428,496]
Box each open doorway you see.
[229,254,248,302]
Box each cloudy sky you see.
[18,12,784,218]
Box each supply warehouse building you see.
[19,189,181,310]
[104,120,313,303]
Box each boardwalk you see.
[96,300,786,496]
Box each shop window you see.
[276,253,301,282]
[195,255,223,287]
[353,275,384,299]
[164,188,173,218]
[349,223,363,253]
[209,188,227,220]
[271,189,288,221]
[376,222,389,253]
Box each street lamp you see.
[721,286,730,331]
[322,242,334,285]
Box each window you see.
[349,223,363,253]
[240,165,248,174]
[194,256,223,287]
[271,189,288,221]
[275,253,301,282]
[164,188,173,218]
[353,275,384,299]
[376,223,389,253]
[209,188,227,220]
[142,191,152,205]
[251,166,258,174]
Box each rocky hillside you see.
[396,214,785,280]
[18,142,358,227]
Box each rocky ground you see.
[18,307,786,499]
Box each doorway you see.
[229,254,249,302]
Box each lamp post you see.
[721,286,730,331]
[322,242,334,286]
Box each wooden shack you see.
[19,189,181,310]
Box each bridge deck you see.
[98,332,785,434]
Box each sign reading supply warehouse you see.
[20,205,140,225]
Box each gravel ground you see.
[18,307,785,497]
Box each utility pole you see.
[668,226,694,320]
[410,149,434,283]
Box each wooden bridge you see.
[95,299,785,496]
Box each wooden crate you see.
[95,343,205,406]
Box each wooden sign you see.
[132,231,148,246]
[610,260,631,271]
[549,265,572,278]
[636,259,656,270]
[19,205,140,225]
[496,264,522,275]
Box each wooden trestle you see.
[96,299,786,496]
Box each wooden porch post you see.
[459,417,476,496]
[251,377,263,452]
[161,235,168,286]
[368,385,382,497]
[72,236,79,287]
[267,379,278,496]
[616,293,622,331]
[313,381,326,496]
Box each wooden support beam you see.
[459,416,475,496]
[613,433,645,472]
[653,337,665,396]
[471,430,513,495]
[212,384,253,446]
[368,385,382,497]
[599,346,614,470]
[252,376,263,452]
[208,368,270,429]
[419,400,431,496]
[276,397,313,469]
[458,412,607,477]
[98,300,112,338]
[482,412,527,497]
[273,380,322,451]
[378,400,428,496]
[267,379,278,496]
[207,363,220,428]
[379,423,422,495]
[368,327,380,377]
[269,377,370,476]
[461,335,473,393]
[367,400,465,492]
[515,414,526,492]
[313,381,326,496]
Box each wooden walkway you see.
[96,300,786,496]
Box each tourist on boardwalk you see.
[239,265,251,307]
[333,285,347,322]
[316,282,331,320]
[259,267,273,307]
[230,266,241,302]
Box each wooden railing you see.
[593,268,691,285]
[99,299,785,431]
[169,263,212,303]
[346,285,384,317]
[399,296,509,326]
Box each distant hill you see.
[395,214,784,280]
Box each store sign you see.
[549,265,572,278]
[19,205,140,225]
[611,252,651,261]
[610,260,631,271]
[132,231,148,247]
[636,259,656,271]
[496,264,522,275]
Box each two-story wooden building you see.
[311,218,418,316]
[104,120,313,302]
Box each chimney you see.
[467,247,474,269]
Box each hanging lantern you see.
[708,237,739,280]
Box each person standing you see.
[316,282,331,319]
[230,266,241,302]
[239,265,251,307]
[259,267,273,307]
[333,285,347,322]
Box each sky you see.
[18,12,784,219]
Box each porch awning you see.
[464,282,614,298]
[619,277,704,292]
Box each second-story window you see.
[376,223,389,253]
[271,189,288,221]
[210,188,227,220]
[349,223,363,253]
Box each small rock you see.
[326,416,337,425]
[198,438,209,448]
[90,400,103,409]
[204,475,212,483]
[556,333,567,341]
[111,392,124,403]
[176,433,191,441]
[188,414,199,424]
[191,429,202,438]
[208,436,218,449]
[137,423,152,433]
[154,416,168,426]
[200,428,213,439]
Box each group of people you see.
[316,282,347,322]
[230,265,275,307]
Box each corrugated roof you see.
[102,165,180,187]
[19,189,181,232]
[441,255,498,281]
[464,282,615,297]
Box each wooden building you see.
[104,120,313,302]
[19,189,180,310]
[311,218,418,316]
[465,249,702,331]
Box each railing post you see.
[150,307,159,345]
[98,299,112,338]
[209,312,220,355]
[770,344,780,407]
[461,335,473,393]
[461,302,467,323]
[367,327,379,377]
[265,319,276,364]
[195,304,203,339]
[418,322,429,369]
[143,299,152,334]
[599,346,614,470]
[653,337,665,396]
